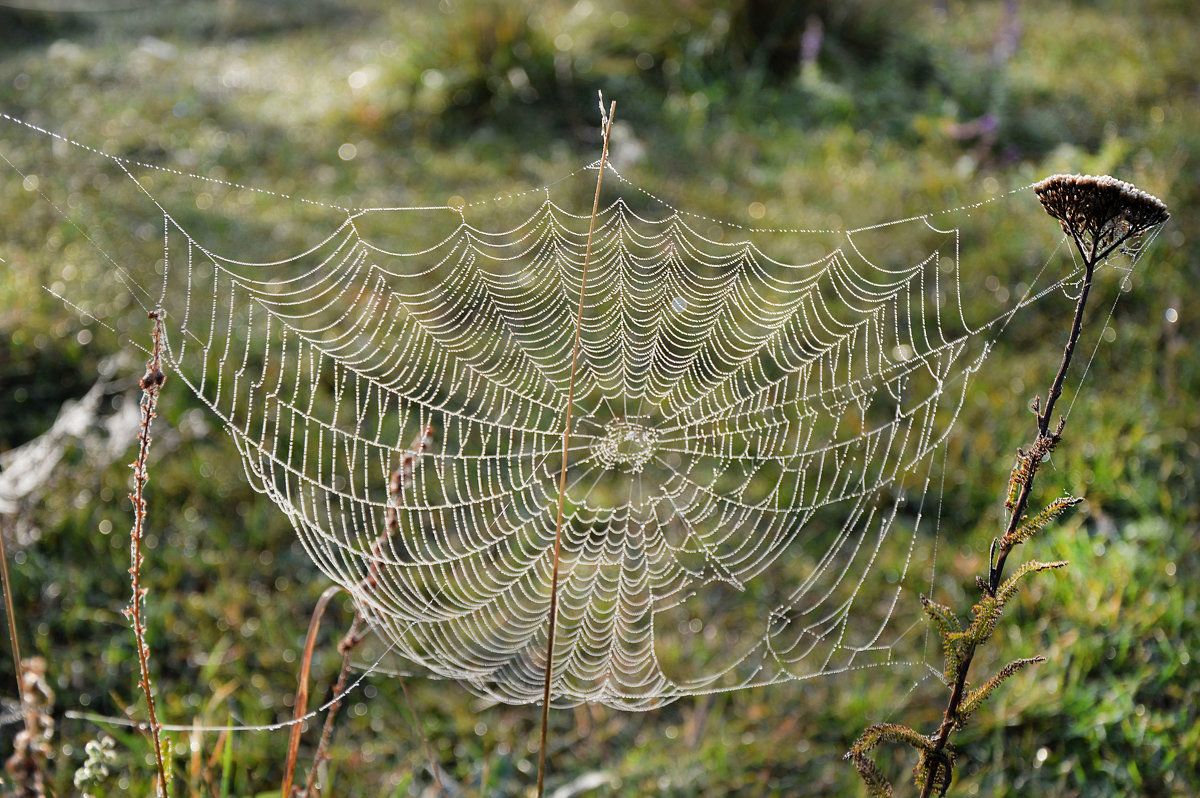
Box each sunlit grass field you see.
[1,1,1197,795]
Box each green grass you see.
[1,1,1197,795]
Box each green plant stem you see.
[400,676,445,798]
[536,99,615,798]
[918,229,1132,797]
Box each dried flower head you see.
[5,657,55,794]
[1034,174,1169,253]
[139,367,166,392]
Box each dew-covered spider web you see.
[2,113,1143,711]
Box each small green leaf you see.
[955,656,1045,730]
[846,751,894,797]
[1004,496,1082,547]
[913,747,956,797]
[1004,449,1032,511]
[920,594,961,637]
[220,721,234,798]
[995,560,1070,607]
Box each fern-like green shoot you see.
[954,656,1045,730]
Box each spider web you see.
[2,115,1104,710]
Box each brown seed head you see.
[1034,174,1169,251]
[140,368,166,391]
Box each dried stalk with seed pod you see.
[847,175,1169,797]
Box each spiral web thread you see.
[136,164,1042,712]
[3,112,1126,710]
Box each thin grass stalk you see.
[400,676,446,798]
[0,516,34,750]
[281,584,343,798]
[295,427,438,797]
[128,310,170,798]
[535,98,616,798]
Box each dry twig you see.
[285,427,439,798]
[126,310,171,798]
[535,94,616,798]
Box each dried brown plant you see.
[0,513,48,798]
[848,175,1169,797]
[1035,174,1169,254]
[3,657,54,798]
[127,310,171,798]
[282,426,442,798]
[536,95,616,798]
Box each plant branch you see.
[299,615,360,798]
[536,97,616,798]
[282,583,342,798]
[987,235,1095,594]
[917,223,1142,797]
[128,310,170,798]
[0,516,34,750]
[288,427,440,798]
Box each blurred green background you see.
[0,0,1196,795]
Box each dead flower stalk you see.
[282,426,440,798]
[847,175,1168,797]
[128,309,171,798]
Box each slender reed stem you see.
[536,99,616,798]
[0,517,34,743]
[129,310,170,798]
[917,230,1132,798]
[291,426,438,797]
[282,583,343,798]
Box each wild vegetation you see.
[0,1,1196,795]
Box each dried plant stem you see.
[299,616,360,798]
[536,98,616,798]
[282,583,342,798]
[128,310,170,798]
[289,427,440,798]
[299,630,448,798]
[917,230,1131,797]
[0,517,34,743]
[0,516,50,798]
